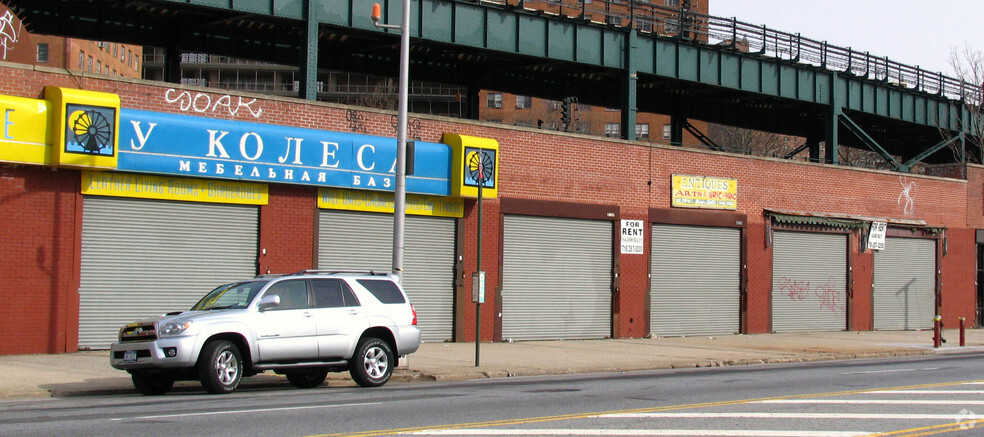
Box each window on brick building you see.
[87,56,93,72]
[97,60,102,74]
[604,123,620,137]
[636,124,650,139]
[662,124,672,140]
[36,44,49,63]
[78,51,84,70]
[487,93,502,109]
[516,95,531,109]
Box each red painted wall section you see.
[849,233,874,331]
[744,221,772,333]
[617,208,650,339]
[457,198,501,342]
[940,227,976,328]
[0,166,80,354]
[258,184,317,274]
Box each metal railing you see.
[479,0,981,106]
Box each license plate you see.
[123,350,137,363]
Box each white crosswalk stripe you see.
[408,383,984,437]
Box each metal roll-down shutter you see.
[650,224,740,336]
[501,215,612,340]
[771,231,847,332]
[318,210,456,342]
[873,237,936,330]
[79,196,258,349]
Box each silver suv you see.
[109,270,421,395]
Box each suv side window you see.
[356,279,406,304]
[312,279,361,308]
[263,280,310,310]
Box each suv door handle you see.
[347,309,360,315]
[302,312,313,318]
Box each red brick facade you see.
[0,62,979,354]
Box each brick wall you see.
[0,63,978,353]
[259,184,317,274]
[0,166,80,354]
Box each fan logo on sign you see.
[65,104,116,157]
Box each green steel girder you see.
[838,112,905,171]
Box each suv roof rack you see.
[292,269,389,276]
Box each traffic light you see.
[560,97,572,127]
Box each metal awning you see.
[765,209,942,233]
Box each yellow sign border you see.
[82,171,269,205]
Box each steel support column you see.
[670,113,685,147]
[163,39,181,84]
[824,72,840,165]
[298,0,320,101]
[621,29,638,141]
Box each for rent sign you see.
[671,174,738,210]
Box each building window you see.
[87,56,93,72]
[662,124,672,140]
[36,44,49,63]
[665,0,680,6]
[113,43,118,58]
[487,93,502,109]
[78,51,84,70]
[97,60,102,74]
[636,124,650,139]
[516,95,531,109]
[120,46,126,61]
[637,19,653,33]
[604,123,620,137]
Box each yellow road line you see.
[311,379,984,437]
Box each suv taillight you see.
[411,304,418,326]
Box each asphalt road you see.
[1,354,983,437]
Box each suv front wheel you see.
[349,337,394,387]
[198,339,242,394]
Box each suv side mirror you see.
[258,294,281,311]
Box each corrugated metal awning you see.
[765,209,942,233]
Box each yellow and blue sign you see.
[0,87,502,205]
[443,133,499,199]
[118,109,454,196]
[0,94,50,165]
[46,86,120,169]
[81,170,268,205]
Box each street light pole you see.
[372,1,410,284]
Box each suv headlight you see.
[159,320,193,336]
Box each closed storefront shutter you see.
[318,210,456,342]
[772,231,847,332]
[501,215,612,340]
[650,224,740,336]
[79,196,258,349]
[873,237,936,330]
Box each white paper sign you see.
[867,221,887,251]
[620,220,645,254]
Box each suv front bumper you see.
[110,336,198,370]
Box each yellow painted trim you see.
[318,188,463,218]
[0,95,51,165]
[81,171,269,205]
[443,132,499,199]
[46,86,120,169]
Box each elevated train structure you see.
[6,0,981,171]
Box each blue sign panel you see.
[117,109,452,196]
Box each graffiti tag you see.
[164,89,262,118]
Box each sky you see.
[710,0,983,76]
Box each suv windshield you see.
[191,280,269,310]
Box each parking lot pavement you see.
[1,329,980,398]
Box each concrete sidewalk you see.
[1,329,982,399]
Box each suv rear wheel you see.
[286,369,329,388]
[198,340,242,394]
[349,337,394,387]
